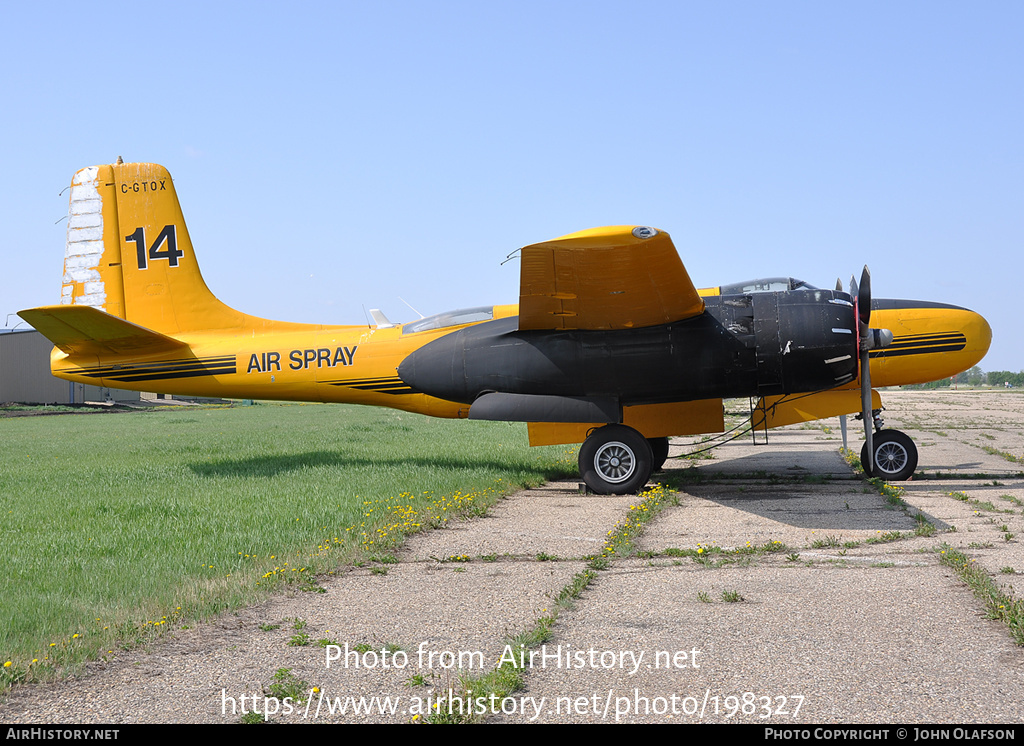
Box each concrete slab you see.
[505,563,1024,723]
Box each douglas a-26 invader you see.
[20,162,992,494]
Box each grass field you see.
[0,403,577,686]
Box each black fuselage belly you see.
[398,290,859,407]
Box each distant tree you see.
[904,378,952,390]
[987,370,1024,388]
[899,367,1024,390]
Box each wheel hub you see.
[594,442,635,483]
[875,442,908,473]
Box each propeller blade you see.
[852,267,872,474]
[846,264,891,477]
[836,278,843,292]
[858,266,872,326]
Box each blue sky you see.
[3,1,1021,370]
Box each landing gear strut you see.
[579,425,654,495]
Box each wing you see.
[752,390,882,430]
[518,225,705,331]
[18,305,188,357]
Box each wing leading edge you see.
[518,225,705,331]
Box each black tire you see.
[579,425,653,495]
[861,429,918,481]
[648,436,670,472]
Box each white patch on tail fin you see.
[62,166,106,309]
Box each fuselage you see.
[50,289,991,426]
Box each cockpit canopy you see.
[402,306,495,335]
[718,277,817,295]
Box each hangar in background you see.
[0,329,141,404]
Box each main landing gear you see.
[579,425,655,495]
[648,436,670,472]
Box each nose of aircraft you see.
[867,302,992,387]
[964,308,993,366]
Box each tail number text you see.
[127,225,183,270]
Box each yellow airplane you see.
[20,161,992,494]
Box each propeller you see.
[850,266,893,476]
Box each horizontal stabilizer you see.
[18,305,188,357]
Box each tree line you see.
[902,366,1024,389]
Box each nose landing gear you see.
[861,429,917,481]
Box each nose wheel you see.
[579,425,654,495]
[860,429,917,481]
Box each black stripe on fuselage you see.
[869,332,967,358]
[326,377,418,395]
[76,356,237,382]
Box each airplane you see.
[19,161,992,495]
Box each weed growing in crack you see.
[601,482,678,558]
[866,531,905,545]
[981,446,1023,464]
[811,535,843,549]
[266,667,312,705]
[939,545,1024,645]
[423,566,607,721]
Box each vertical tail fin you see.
[61,162,244,335]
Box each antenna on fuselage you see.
[398,297,424,319]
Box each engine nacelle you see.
[397,289,859,414]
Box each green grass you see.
[0,403,576,682]
[2,404,93,415]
